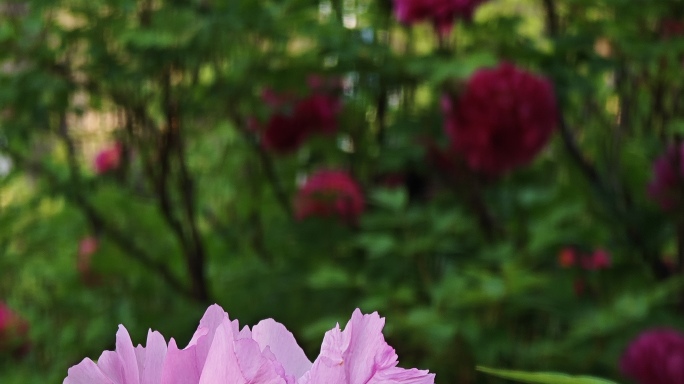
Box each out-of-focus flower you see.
[621,328,684,384]
[94,143,122,174]
[257,83,342,154]
[558,247,576,268]
[587,248,611,270]
[393,0,488,37]
[77,236,99,281]
[64,305,435,384]
[295,169,364,223]
[299,309,435,384]
[648,143,684,211]
[442,63,558,175]
[0,302,29,356]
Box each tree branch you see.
[2,143,197,300]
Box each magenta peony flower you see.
[294,169,364,224]
[393,0,488,36]
[94,143,123,174]
[257,85,342,154]
[648,143,684,211]
[64,305,435,384]
[442,63,558,175]
[620,328,684,384]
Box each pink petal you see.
[342,310,395,384]
[160,339,200,384]
[63,358,115,384]
[252,319,312,379]
[187,304,227,347]
[188,305,229,374]
[198,320,244,384]
[141,330,167,384]
[97,351,124,383]
[116,325,141,384]
[235,338,287,384]
[366,367,435,384]
[297,356,345,384]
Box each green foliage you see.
[0,0,683,383]
[477,367,618,384]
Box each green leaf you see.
[476,367,619,384]
[369,188,407,211]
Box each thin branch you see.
[2,144,196,300]
[163,71,211,302]
[229,112,293,218]
[541,0,673,280]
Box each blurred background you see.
[1,0,684,382]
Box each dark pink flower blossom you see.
[94,143,122,174]
[393,0,489,36]
[648,143,684,211]
[621,328,684,384]
[587,248,611,270]
[256,84,342,154]
[0,302,29,355]
[294,169,364,223]
[442,63,558,175]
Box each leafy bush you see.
[1,0,683,382]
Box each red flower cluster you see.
[442,63,558,175]
[256,78,342,154]
[648,143,684,211]
[393,0,488,36]
[93,143,122,174]
[557,247,611,271]
[621,328,684,384]
[0,302,29,356]
[294,169,364,224]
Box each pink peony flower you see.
[64,305,435,384]
[94,143,123,174]
[442,63,558,175]
[393,0,488,36]
[648,143,684,211]
[299,309,435,384]
[294,169,364,223]
[257,85,342,154]
[64,304,312,384]
[620,328,684,384]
